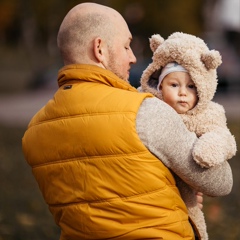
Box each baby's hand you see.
[193,129,236,168]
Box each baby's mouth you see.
[178,101,188,106]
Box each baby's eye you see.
[188,84,196,89]
[171,83,178,87]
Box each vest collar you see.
[58,64,138,92]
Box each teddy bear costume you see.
[139,32,237,240]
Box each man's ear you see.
[93,37,104,63]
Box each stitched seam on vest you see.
[28,111,137,127]
[31,150,157,168]
[48,187,170,208]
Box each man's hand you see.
[196,192,203,209]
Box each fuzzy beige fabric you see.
[139,32,237,240]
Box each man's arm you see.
[136,97,233,196]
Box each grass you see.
[0,120,239,240]
[204,120,240,240]
[0,125,60,240]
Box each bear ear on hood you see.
[149,34,164,53]
[201,50,222,70]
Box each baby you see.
[157,62,198,114]
[139,32,237,240]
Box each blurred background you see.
[0,0,239,239]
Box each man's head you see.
[57,2,136,81]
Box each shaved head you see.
[57,3,128,65]
[57,2,136,81]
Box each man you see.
[22,3,233,239]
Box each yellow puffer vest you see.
[22,64,194,240]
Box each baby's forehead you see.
[163,71,192,81]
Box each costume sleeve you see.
[182,101,231,136]
[182,102,237,168]
[136,97,233,197]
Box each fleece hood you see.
[140,32,222,115]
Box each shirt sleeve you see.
[136,97,233,197]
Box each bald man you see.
[57,2,136,81]
[22,3,233,239]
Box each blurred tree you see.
[0,0,205,90]
[0,0,204,50]
[0,0,20,45]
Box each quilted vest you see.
[22,64,194,240]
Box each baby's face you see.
[160,72,198,114]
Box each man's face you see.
[104,28,136,82]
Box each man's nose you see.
[129,49,137,64]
